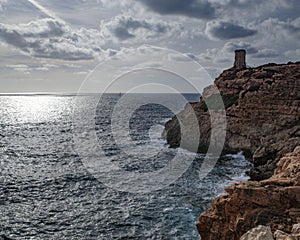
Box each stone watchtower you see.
[234,49,246,69]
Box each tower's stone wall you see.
[234,49,246,69]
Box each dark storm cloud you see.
[139,0,216,19]
[206,21,257,40]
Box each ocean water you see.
[0,94,251,239]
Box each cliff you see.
[197,146,300,239]
[164,62,300,180]
[163,62,300,239]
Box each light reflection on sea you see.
[0,94,251,239]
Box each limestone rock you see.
[273,225,300,240]
[274,230,289,239]
[163,62,300,180]
[292,223,300,235]
[196,146,300,240]
[163,61,300,240]
[240,225,274,240]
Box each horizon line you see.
[0,92,201,96]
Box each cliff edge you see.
[163,61,300,239]
[164,62,300,181]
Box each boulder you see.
[240,225,274,240]
[274,230,296,240]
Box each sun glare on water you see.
[0,95,71,124]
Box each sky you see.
[0,0,299,93]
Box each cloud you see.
[223,41,258,54]
[29,39,97,61]
[198,48,219,61]
[206,0,300,27]
[166,52,201,62]
[0,18,104,61]
[101,15,183,42]
[0,0,6,11]
[260,17,300,42]
[138,0,216,19]
[5,18,66,38]
[252,49,279,58]
[6,63,54,72]
[284,49,300,60]
[205,21,257,40]
[6,64,30,73]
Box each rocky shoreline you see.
[197,146,300,239]
[163,61,300,239]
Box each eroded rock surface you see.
[163,62,300,239]
[164,62,300,180]
[196,146,300,240]
[240,225,273,240]
[240,223,300,240]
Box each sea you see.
[0,94,251,240]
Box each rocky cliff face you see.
[197,146,300,240]
[163,62,300,239]
[164,62,300,180]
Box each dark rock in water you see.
[163,116,181,149]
